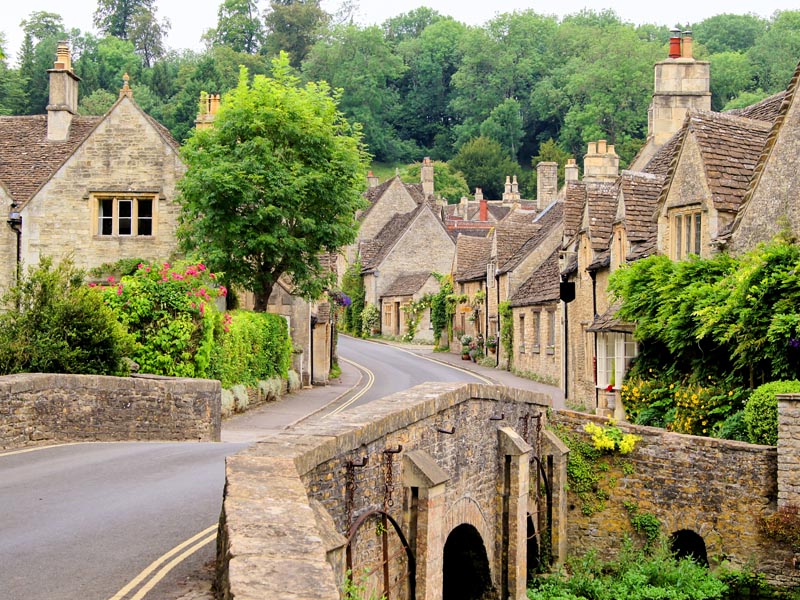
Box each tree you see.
[480,97,524,160]
[93,0,169,65]
[205,0,264,54]
[263,0,328,67]
[531,138,573,188]
[128,7,170,66]
[709,51,754,111]
[748,10,800,92]
[178,54,369,311]
[448,136,520,200]
[692,13,767,54]
[401,160,469,203]
[383,7,444,43]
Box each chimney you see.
[583,139,619,182]
[649,28,710,145]
[681,30,693,59]
[479,198,488,221]
[536,161,558,209]
[367,171,379,188]
[459,196,469,218]
[47,41,80,142]
[474,187,483,202]
[512,175,519,196]
[565,158,579,183]
[196,92,221,130]
[421,156,434,196]
[669,28,681,58]
[504,175,512,196]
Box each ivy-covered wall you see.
[549,410,799,588]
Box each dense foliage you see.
[99,261,224,378]
[177,54,369,310]
[340,258,366,337]
[3,6,799,185]
[208,309,292,387]
[611,238,800,440]
[0,258,131,376]
[744,380,800,445]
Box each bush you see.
[209,310,293,388]
[361,303,380,336]
[744,380,800,445]
[100,261,224,378]
[0,257,132,376]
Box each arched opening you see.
[526,513,540,585]
[443,524,495,600]
[670,529,708,566]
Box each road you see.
[0,338,487,599]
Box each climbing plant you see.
[401,295,432,342]
[499,301,513,369]
[341,258,365,336]
[429,273,452,349]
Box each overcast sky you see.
[2,0,797,65]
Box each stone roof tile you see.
[509,249,561,307]
[725,90,786,123]
[381,272,432,297]
[455,235,492,282]
[619,170,665,243]
[586,182,618,252]
[500,201,564,273]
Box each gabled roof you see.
[500,201,564,274]
[586,182,618,252]
[725,90,786,123]
[359,209,416,272]
[563,181,586,242]
[0,115,101,206]
[494,208,540,271]
[587,303,635,333]
[641,129,684,177]
[619,170,665,243]
[361,176,427,221]
[509,249,561,307]
[455,235,492,283]
[681,110,771,213]
[381,272,433,297]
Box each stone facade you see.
[218,383,552,600]
[0,373,221,449]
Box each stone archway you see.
[670,529,708,566]
[442,524,496,600]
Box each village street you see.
[0,337,562,600]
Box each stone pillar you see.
[565,159,579,183]
[583,140,619,182]
[541,430,570,566]
[778,394,800,507]
[498,427,532,600]
[403,450,450,600]
[421,156,435,197]
[367,171,380,188]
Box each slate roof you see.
[642,129,684,177]
[381,272,432,297]
[586,303,635,333]
[454,235,492,283]
[0,115,101,206]
[359,209,416,273]
[499,201,564,274]
[683,110,772,213]
[509,249,561,307]
[619,170,665,243]
[495,208,539,271]
[563,181,586,241]
[725,90,786,123]
[586,182,619,252]
[361,176,427,221]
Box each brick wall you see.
[0,373,220,449]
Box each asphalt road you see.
[0,339,488,600]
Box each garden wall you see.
[549,410,799,587]
[0,373,221,449]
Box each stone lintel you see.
[403,449,450,488]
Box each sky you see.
[2,0,798,65]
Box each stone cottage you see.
[0,42,184,295]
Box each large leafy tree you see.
[93,0,170,65]
[263,0,328,67]
[177,53,369,311]
[205,0,264,54]
[449,136,520,200]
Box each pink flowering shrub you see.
[100,261,226,378]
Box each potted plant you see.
[461,335,473,360]
[485,335,497,354]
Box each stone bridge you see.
[217,384,800,599]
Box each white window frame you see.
[596,332,638,389]
[671,208,702,260]
[94,194,156,238]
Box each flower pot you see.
[461,354,471,360]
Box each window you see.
[546,310,556,354]
[96,195,155,237]
[596,332,638,389]
[672,208,702,259]
[532,311,541,353]
[518,313,526,353]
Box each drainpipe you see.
[7,205,22,285]
[590,270,598,409]
[495,269,501,368]
[309,310,315,386]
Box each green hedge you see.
[744,380,800,445]
[209,310,293,388]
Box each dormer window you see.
[94,194,156,237]
[672,208,702,259]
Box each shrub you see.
[209,310,293,388]
[744,380,800,445]
[361,303,380,336]
[100,261,224,378]
[0,257,132,376]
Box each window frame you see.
[671,207,702,260]
[94,194,157,238]
[596,332,638,390]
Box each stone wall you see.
[217,383,551,600]
[550,410,799,588]
[0,373,220,449]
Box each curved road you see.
[0,339,484,599]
